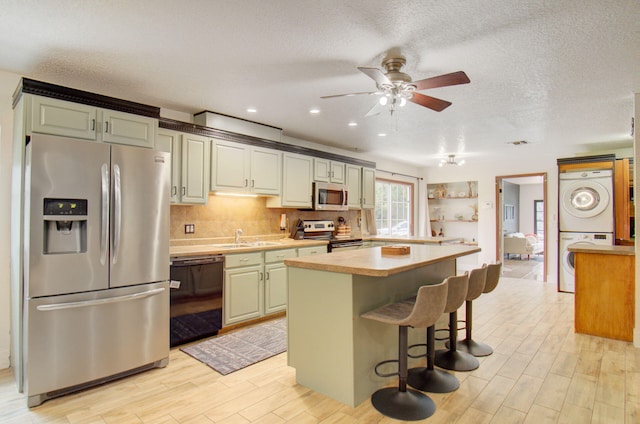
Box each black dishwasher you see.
[169,255,224,346]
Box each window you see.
[375,179,413,235]
[534,200,544,239]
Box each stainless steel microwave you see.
[313,182,348,211]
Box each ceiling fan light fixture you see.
[440,154,464,166]
[379,96,388,106]
[399,97,407,107]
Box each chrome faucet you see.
[235,228,243,245]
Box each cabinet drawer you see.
[225,252,263,268]
[265,248,297,263]
[297,245,327,257]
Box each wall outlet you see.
[185,224,195,234]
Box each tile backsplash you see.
[170,194,361,244]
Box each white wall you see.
[0,70,21,369]
[519,184,544,235]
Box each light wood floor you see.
[2,276,639,423]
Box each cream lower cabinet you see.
[224,249,296,326]
[297,245,327,257]
[224,252,264,326]
[158,129,210,205]
[264,248,296,314]
[29,95,157,148]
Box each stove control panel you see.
[302,220,335,232]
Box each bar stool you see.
[446,264,487,355]
[455,262,502,356]
[406,274,469,393]
[434,272,480,372]
[360,281,448,421]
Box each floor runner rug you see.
[181,318,287,375]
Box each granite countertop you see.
[567,244,635,256]
[285,244,480,277]
[170,238,328,258]
[364,235,464,244]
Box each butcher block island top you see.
[284,244,480,277]
[285,243,480,407]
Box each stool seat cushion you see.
[361,281,448,328]
[483,262,502,294]
[466,264,487,301]
[443,273,469,314]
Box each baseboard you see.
[0,347,10,369]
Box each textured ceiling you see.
[0,0,638,167]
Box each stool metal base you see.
[407,367,460,393]
[434,349,480,371]
[454,338,494,357]
[371,387,436,421]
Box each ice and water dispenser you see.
[43,198,88,254]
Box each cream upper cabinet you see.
[313,158,346,184]
[30,95,157,148]
[101,109,157,148]
[159,129,210,205]
[31,96,98,140]
[267,152,313,208]
[362,167,376,209]
[346,164,363,209]
[211,140,281,195]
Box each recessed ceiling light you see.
[348,122,358,127]
[247,108,257,113]
[378,133,387,137]
[309,108,320,114]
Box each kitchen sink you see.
[209,241,282,249]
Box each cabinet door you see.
[346,165,362,209]
[251,147,281,195]
[180,134,210,204]
[31,96,97,140]
[362,167,376,209]
[224,265,263,325]
[157,130,181,203]
[265,262,287,314]
[297,245,327,256]
[313,158,330,182]
[102,109,157,148]
[211,140,249,191]
[330,161,346,184]
[281,153,313,207]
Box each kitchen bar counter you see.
[568,244,635,341]
[169,238,328,257]
[285,244,480,407]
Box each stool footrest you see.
[374,359,399,378]
[407,343,427,359]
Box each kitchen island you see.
[568,244,635,341]
[284,243,480,407]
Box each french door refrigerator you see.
[22,133,170,407]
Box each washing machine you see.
[559,170,614,233]
[558,232,613,292]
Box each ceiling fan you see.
[321,57,470,115]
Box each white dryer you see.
[559,170,614,232]
[558,232,612,292]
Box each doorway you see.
[495,173,548,282]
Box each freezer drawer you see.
[25,281,169,406]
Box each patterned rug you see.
[181,318,287,375]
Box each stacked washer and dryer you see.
[558,170,614,292]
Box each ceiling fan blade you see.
[364,102,382,117]
[410,92,452,112]
[320,91,378,99]
[357,67,392,86]
[412,71,470,91]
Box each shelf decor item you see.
[469,203,478,221]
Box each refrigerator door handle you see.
[100,163,109,265]
[36,287,166,311]
[113,163,122,264]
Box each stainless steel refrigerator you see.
[21,133,170,407]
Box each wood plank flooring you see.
[1,276,639,423]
